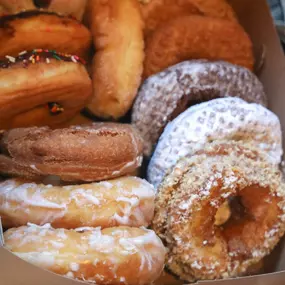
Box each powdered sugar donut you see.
[147,97,282,188]
[132,61,267,155]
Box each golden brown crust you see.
[0,123,144,182]
[4,225,166,285]
[0,0,87,20]
[0,176,155,229]
[152,141,285,282]
[144,15,254,78]
[0,11,92,59]
[86,0,144,119]
[140,0,237,39]
[0,56,92,129]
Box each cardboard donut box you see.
[1,0,285,284]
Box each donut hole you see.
[33,0,51,8]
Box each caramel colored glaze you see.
[152,141,285,282]
[0,10,92,59]
[0,123,144,182]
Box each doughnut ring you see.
[0,123,143,182]
[152,141,285,282]
[86,0,145,119]
[132,60,267,155]
[147,98,282,188]
[0,11,92,59]
[143,15,254,78]
[0,176,155,229]
[140,0,237,38]
[4,224,166,284]
[0,50,92,129]
[0,0,88,21]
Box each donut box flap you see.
[1,0,285,285]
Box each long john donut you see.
[0,11,92,59]
[4,224,166,285]
[132,60,267,155]
[0,123,143,182]
[0,50,92,129]
[153,141,285,282]
[0,177,155,229]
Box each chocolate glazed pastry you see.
[0,123,144,182]
[132,60,267,156]
[0,49,92,129]
[0,10,92,59]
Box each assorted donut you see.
[0,0,285,284]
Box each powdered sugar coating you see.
[132,60,267,155]
[4,224,166,285]
[0,176,155,228]
[147,97,282,189]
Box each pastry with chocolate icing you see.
[0,10,92,59]
[0,49,92,129]
[0,0,87,21]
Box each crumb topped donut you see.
[0,49,92,129]
[0,11,92,59]
[86,0,145,119]
[0,176,155,229]
[132,60,267,155]
[143,15,254,78]
[147,98,282,188]
[0,123,144,182]
[153,141,285,282]
[4,224,166,284]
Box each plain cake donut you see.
[147,98,282,188]
[0,123,144,182]
[132,60,267,155]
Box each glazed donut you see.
[4,224,166,285]
[143,15,254,78]
[0,176,155,229]
[132,60,267,155]
[140,0,237,38]
[0,50,92,129]
[0,11,92,59]
[152,141,285,282]
[86,0,144,119]
[147,98,282,188]
[0,0,87,20]
[0,123,143,182]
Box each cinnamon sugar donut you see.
[4,224,166,284]
[0,0,87,20]
[140,0,237,38]
[0,50,92,129]
[0,176,155,229]
[0,123,143,182]
[143,15,254,78]
[152,141,285,282]
[132,61,267,155]
[86,0,145,119]
[0,11,92,59]
[147,98,282,188]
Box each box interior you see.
[1,0,285,284]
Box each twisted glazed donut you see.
[152,141,285,282]
[0,11,92,59]
[0,123,143,182]
[86,0,145,119]
[0,177,155,229]
[140,0,237,37]
[4,224,166,285]
[143,15,254,78]
[0,50,92,129]
[132,60,267,155]
[0,0,87,20]
[147,98,282,188]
